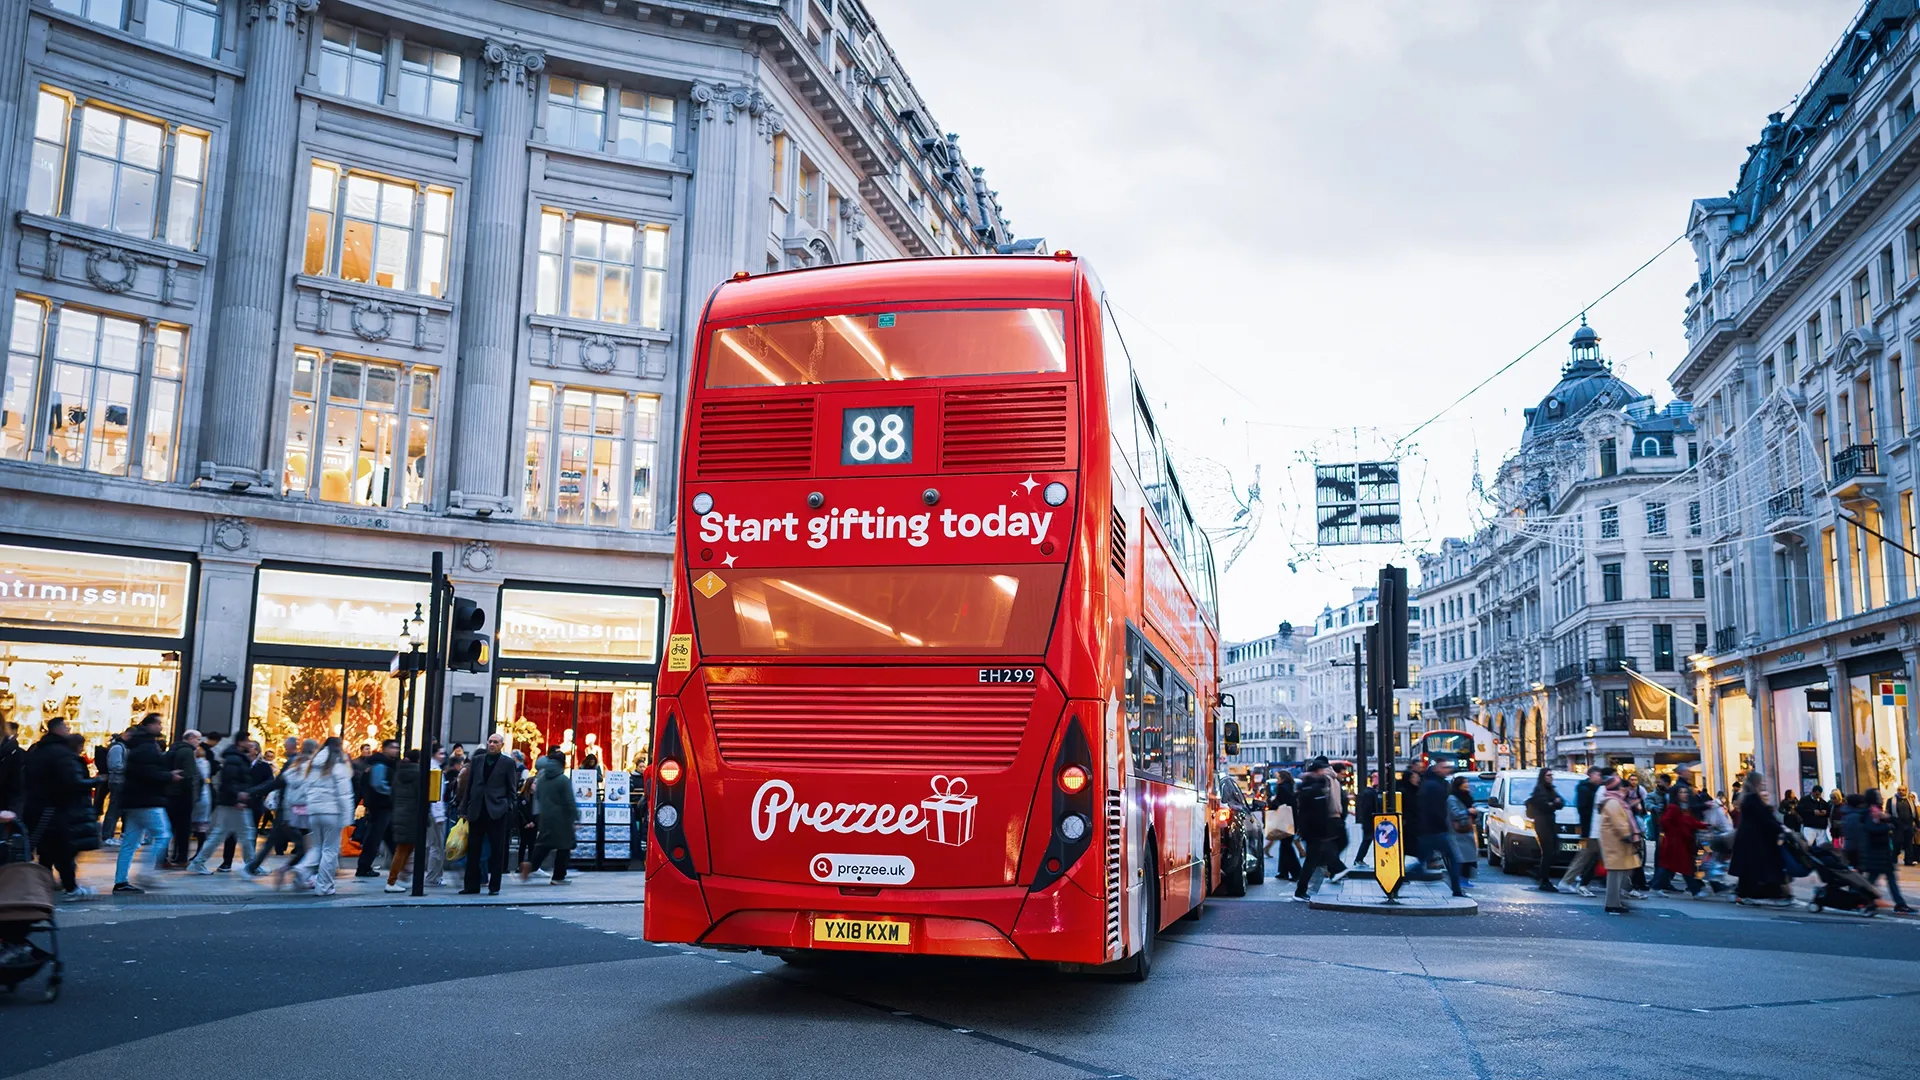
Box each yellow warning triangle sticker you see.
[693,571,727,598]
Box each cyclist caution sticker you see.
[666,633,693,671]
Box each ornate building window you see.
[319,21,387,105]
[398,44,463,122]
[535,209,668,328]
[616,91,675,163]
[521,384,661,529]
[26,87,209,250]
[143,0,220,57]
[546,77,606,152]
[282,348,435,509]
[2,296,182,481]
[303,163,454,297]
[50,0,219,58]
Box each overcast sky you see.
[873,0,1859,640]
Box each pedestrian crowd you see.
[1256,754,1916,916]
[0,716,633,901]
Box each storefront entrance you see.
[244,567,430,750]
[1768,667,1837,797]
[492,584,662,773]
[0,539,195,747]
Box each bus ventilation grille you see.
[940,386,1070,471]
[1108,508,1127,577]
[695,399,815,479]
[707,683,1035,771]
[1103,789,1124,956]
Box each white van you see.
[1482,770,1588,873]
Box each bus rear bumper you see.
[673,873,1043,958]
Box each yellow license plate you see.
[812,917,911,947]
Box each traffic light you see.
[447,597,490,672]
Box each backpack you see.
[351,759,372,807]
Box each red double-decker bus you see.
[644,254,1222,978]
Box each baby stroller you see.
[0,819,63,1001]
[1784,830,1878,916]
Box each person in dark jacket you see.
[188,737,256,874]
[1291,757,1345,900]
[1415,759,1464,897]
[0,722,25,818]
[23,719,97,897]
[384,748,428,893]
[1524,769,1566,891]
[1800,786,1830,844]
[1892,787,1918,866]
[1557,765,1606,894]
[113,714,182,893]
[1780,790,1801,834]
[1729,770,1791,905]
[1849,790,1914,912]
[163,728,203,865]
[1265,769,1302,881]
[457,732,523,895]
[355,739,399,878]
[521,750,579,885]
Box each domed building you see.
[1415,319,1706,784]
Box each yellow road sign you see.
[1373,814,1404,897]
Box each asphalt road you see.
[5,881,1919,1080]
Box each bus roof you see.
[706,255,1081,323]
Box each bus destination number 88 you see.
[841,406,913,465]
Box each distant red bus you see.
[643,255,1222,978]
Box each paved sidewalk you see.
[58,846,645,911]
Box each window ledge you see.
[527,312,670,342]
[293,274,455,314]
[36,5,245,78]
[295,85,481,139]
[18,211,209,266]
[533,139,691,177]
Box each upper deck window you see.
[706,307,1069,387]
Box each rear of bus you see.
[644,257,1119,963]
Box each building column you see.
[0,2,33,219]
[190,553,262,734]
[1903,645,1920,794]
[1825,659,1853,792]
[195,0,317,490]
[446,41,545,516]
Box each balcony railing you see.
[1586,657,1638,675]
[1714,626,1739,652]
[1766,486,1805,520]
[1831,444,1880,486]
[1553,663,1583,685]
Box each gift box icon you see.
[921,775,977,848]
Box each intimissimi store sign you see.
[0,543,192,637]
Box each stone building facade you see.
[0,0,1015,764]
[1220,621,1310,767]
[1673,0,1920,799]
[1303,587,1375,761]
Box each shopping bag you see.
[445,819,469,862]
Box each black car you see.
[1214,775,1265,896]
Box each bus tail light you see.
[651,712,698,881]
[1031,715,1095,892]
[1057,764,1089,795]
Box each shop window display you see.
[0,642,178,748]
[496,676,651,771]
[1848,673,1910,793]
[247,663,400,750]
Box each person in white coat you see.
[291,737,355,896]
